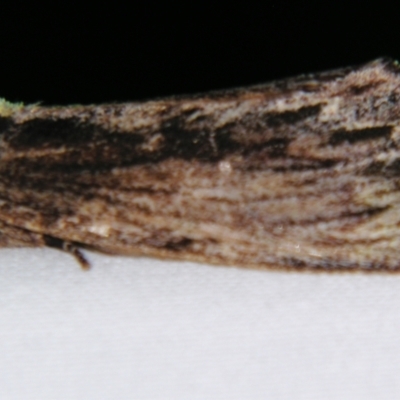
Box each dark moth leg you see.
[43,236,91,270]
[0,220,90,269]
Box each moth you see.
[1,58,400,271]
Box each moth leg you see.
[0,220,91,269]
[43,236,91,270]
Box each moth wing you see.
[1,58,400,270]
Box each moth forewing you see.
[1,58,400,270]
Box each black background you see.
[1,3,399,105]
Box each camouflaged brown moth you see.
[1,58,400,271]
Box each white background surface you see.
[1,248,400,399]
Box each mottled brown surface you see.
[1,58,400,270]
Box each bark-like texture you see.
[1,58,400,270]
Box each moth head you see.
[0,98,23,118]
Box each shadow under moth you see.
[1,58,400,271]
